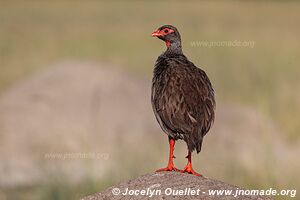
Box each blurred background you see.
[0,1,299,200]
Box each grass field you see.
[1,1,299,139]
[0,1,299,199]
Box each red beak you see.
[151,29,162,37]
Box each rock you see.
[81,172,274,200]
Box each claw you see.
[155,138,179,173]
[156,165,179,172]
[180,167,202,176]
[180,151,202,176]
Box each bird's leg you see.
[180,151,202,176]
[156,138,179,172]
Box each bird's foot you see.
[180,165,202,176]
[156,163,179,172]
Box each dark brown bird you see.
[151,25,215,176]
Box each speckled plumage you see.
[151,25,215,153]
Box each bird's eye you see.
[164,29,169,33]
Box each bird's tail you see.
[186,126,203,153]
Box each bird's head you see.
[151,25,181,48]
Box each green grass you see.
[0,1,299,199]
[1,1,299,139]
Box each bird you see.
[151,25,216,176]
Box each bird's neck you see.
[165,40,183,55]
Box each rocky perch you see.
[81,172,274,200]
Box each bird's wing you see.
[155,59,215,137]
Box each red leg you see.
[156,138,179,172]
[180,151,202,176]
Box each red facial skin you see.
[151,28,175,47]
